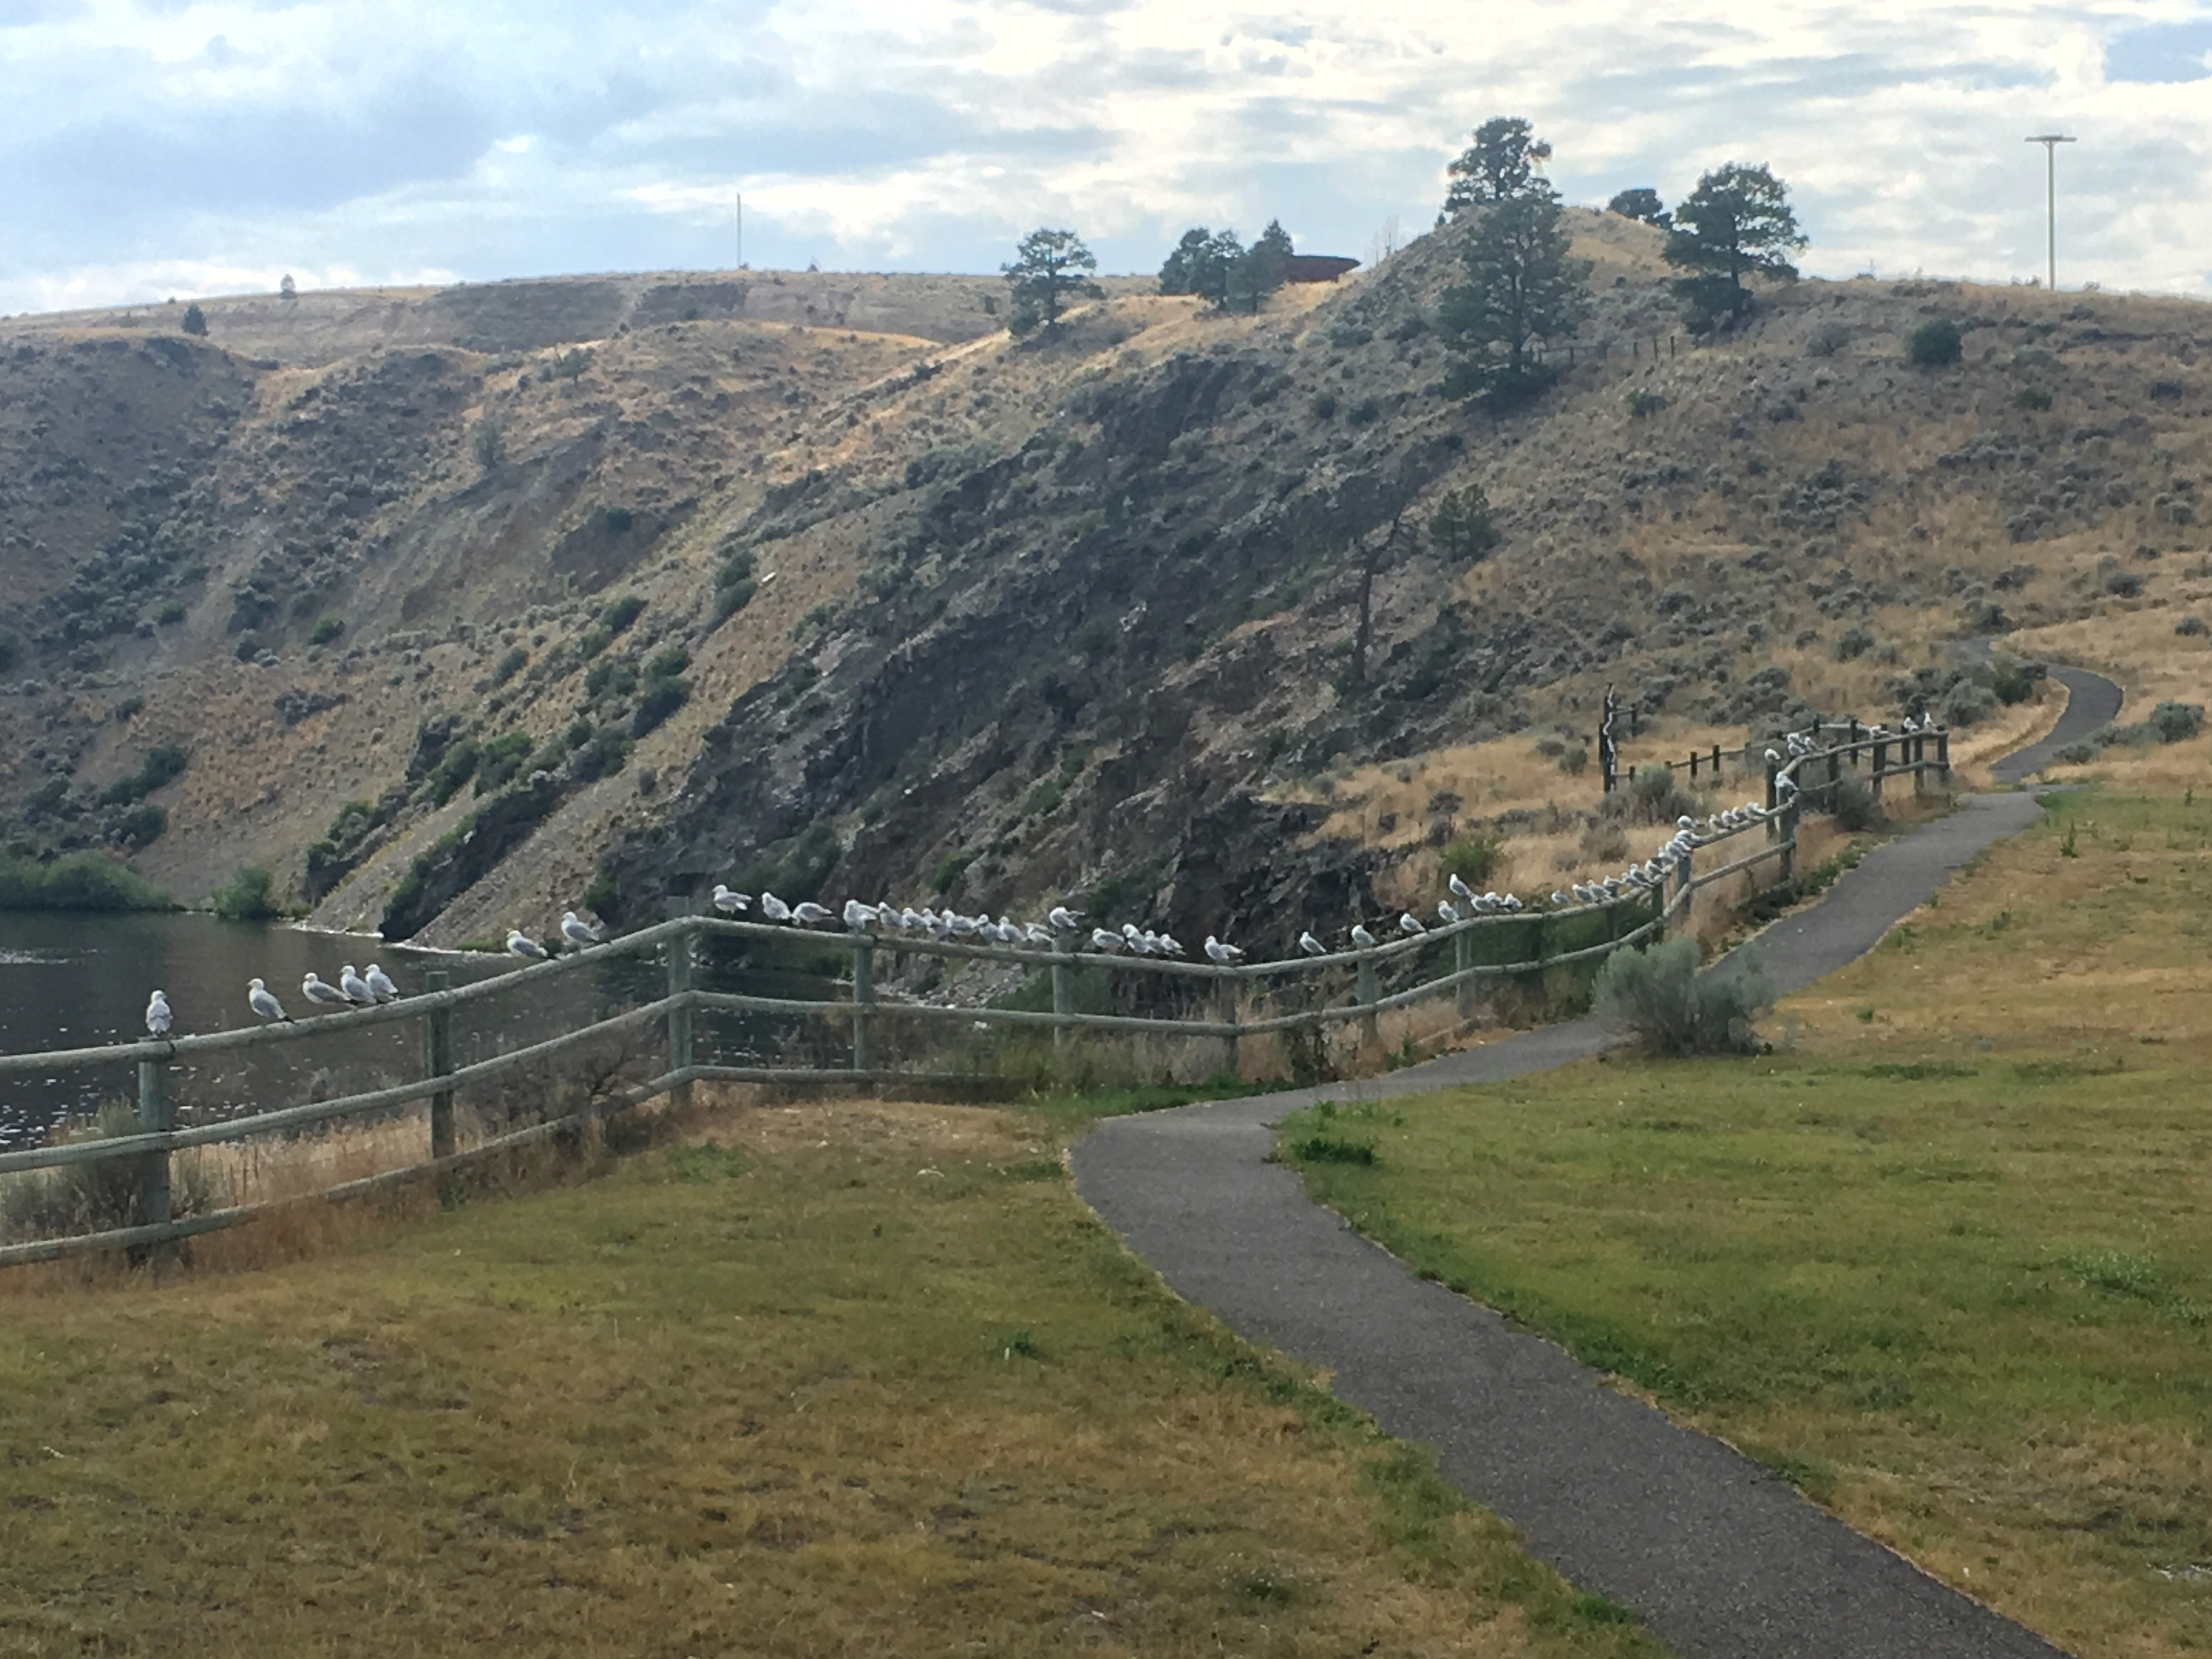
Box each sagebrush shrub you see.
[1593,937,1773,1057]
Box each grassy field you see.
[0,1089,1672,1659]
[1283,786,2212,1659]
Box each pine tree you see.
[1663,164,1806,330]
[1436,190,1590,404]
[1443,117,1553,214]
[1002,229,1102,335]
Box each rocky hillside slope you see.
[1,216,2205,954]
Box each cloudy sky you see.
[3,0,2209,316]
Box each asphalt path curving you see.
[1072,670,2122,1659]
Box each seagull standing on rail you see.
[302,972,351,1009]
[791,901,833,926]
[1203,936,1244,963]
[508,928,549,960]
[1049,906,1083,930]
[1351,924,1378,948]
[146,990,173,1036]
[1090,928,1123,952]
[365,964,399,1003]
[759,891,791,923]
[247,978,289,1022]
[1448,874,1475,904]
[712,885,749,914]
[561,911,602,950]
[339,964,376,1005]
[1299,931,1326,956]
[1399,912,1426,936]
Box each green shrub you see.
[714,579,757,624]
[99,744,188,806]
[2147,700,2204,744]
[151,600,186,626]
[717,550,756,589]
[601,594,646,633]
[601,505,634,535]
[1439,834,1505,887]
[179,303,208,337]
[631,677,690,737]
[2104,568,2142,598]
[110,696,146,723]
[1804,322,1851,358]
[2176,614,2207,638]
[488,646,528,686]
[0,1099,221,1244]
[1623,389,1668,419]
[931,853,972,895]
[576,626,613,660]
[1825,773,1885,833]
[1311,391,1338,421]
[1428,486,1499,567]
[1938,680,1998,728]
[548,346,592,380]
[427,736,480,806]
[307,616,344,646]
[210,864,280,920]
[0,852,175,912]
[645,645,690,679]
[1906,319,1963,368]
[1593,937,1773,1057]
[112,803,167,849]
[1347,397,1381,426]
[1619,762,1701,827]
[2012,386,2052,411]
[1988,658,2039,705]
[473,731,533,796]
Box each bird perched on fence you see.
[508,928,549,960]
[1048,906,1083,930]
[561,911,602,950]
[844,899,875,930]
[1090,928,1123,952]
[712,885,750,915]
[247,978,289,1022]
[1024,922,1053,946]
[339,964,376,1004]
[1437,900,1460,924]
[1299,931,1327,956]
[759,892,791,922]
[1677,815,1696,831]
[1571,883,1593,903]
[1203,936,1245,963]
[1551,891,1570,907]
[302,972,351,1009]
[365,964,399,1003]
[146,990,173,1036]
[1398,912,1426,936]
[1448,874,1475,903]
[791,901,833,926]
[1351,925,1378,948]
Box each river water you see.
[0,911,837,1151]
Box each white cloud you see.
[1,0,2207,313]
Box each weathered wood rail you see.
[0,722,1950,1267]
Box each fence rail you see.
[0,720,1951,1268]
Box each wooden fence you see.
[0,722,1950,1268]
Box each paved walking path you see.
[1072,671,2122,1659]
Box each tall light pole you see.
[2025,133,2076,291]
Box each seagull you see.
[711,884,750,914]
[1551,891,1570,907]
[1571,883,1592,903]
[1298,931,1327,955]
[365,964,399,1003]
[146,990,172,1036]
[790,901,833,926]
[1503,894,1523,911]
[1048,906,1083,930]
[302,972,351,1008]
[900,907,926,931]
[1122,922,1146,952]
[1204,936,1245,963]
[560,911,602,949]
[1678,815,1696,830]
[507,929,549,960]
[339,964,376,1004]
[1350,925,1378,948]
[759,891,792,922]
[1778,775,1799,796]
[844,899,875,930]
[1024,922,1053,945]
[1437,900,1460,924]
[1398,912,1426,936]
[1765,748,1781,764]
[949,912,979,937]
[1448,873,1475,903]
[247,978,289,1022]
[1090,928,1123,952]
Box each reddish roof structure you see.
[1282,254,1360,284]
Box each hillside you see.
[0,215,2205,953]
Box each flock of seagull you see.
[144,746,1837,1040]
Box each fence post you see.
[1052,934,1073,1051]
[136,1056,172,1264]
[1356,948,1380,1050]
[423,969,454,1167]
[1871,737,1888,801]
[1216,970,1241,1080]
[665,907,694,1113]
[1453,925,1474,1021]
[1936,728,1951,789]
[1712,743,1722,776]
[1765,756,1781,841]
[850,934,875,1074]
[1779,800,1799,886]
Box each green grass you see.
[1281,786,2212,1657]
[0,850,176,912]
[0,1100,1670,1659]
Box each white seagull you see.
[1048,906,1083,930]
[712,884,750,914]
[1437,900,1460,924]
[508,928,549,960]
[1090,928,1123,952]
[1398,912,1426,936]
[844,899,876,930]
[1024,922,1053,945]
[1298,931,1327,956]
[560,911,602,949]
[302,972,351,1009]
[1350,925,1378,948]
[247,978,289,1022]
[146,990,173,1036]
[1551,891,1570,907]
[1203,935,1245,963]
[365,964,399,1003]
[759,891,792,922]
[791,901,833,926]
[1448,874,1475,903]
[339,964,376,1004]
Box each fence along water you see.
[0,720,1950,1267]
